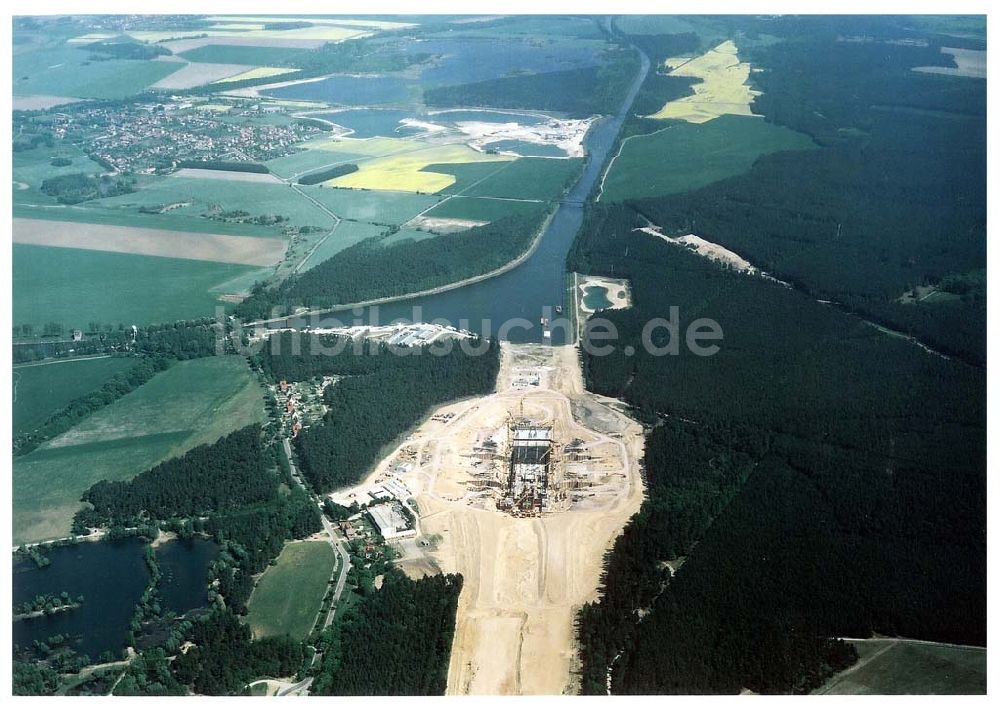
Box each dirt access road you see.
[359,343,645,694]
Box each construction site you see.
[345,342,645,694]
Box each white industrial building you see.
[367,503,415,541]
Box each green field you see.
[13,202,282,238]
[179,44,311,67]
[601,115,815,202]
[246,541,337,641]
[423,161,512,194]
[424,196,545,222]
[456,157,583,200]
[95,177,336,230]
[12,356,266,543]
[298,221,386,271]
[13,244,257,329]
[815,639,986,694]
[13,46,181,99]
[265,146,366,180]
[13,357,135,436]
[378,227,436,247]
[303,186,439,225]
[13,146,108,205]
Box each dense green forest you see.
[40,172,135,203]
[86,40,170,61]
[312,571,462,695]
[618,25,986,364]
[259,333,500,492]
[424,49,640,118]
[569,201,985,693]
[234,209,546,319]
[77,426,276,526]
[13,319,224,362]
[170,610,303,694]
[193,39,430,94]
[198,487,322,613]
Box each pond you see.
[308,109,422,138]
[13,537,218,661]
[156,537,218,615]
[582,285,613,311]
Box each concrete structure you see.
[367,503,415,541]
[500,419,553,516]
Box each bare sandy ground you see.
[344,343,644,694]
[171,168,283,183]
[636,226,755,272]
[13,218,286,267]
[405,216,489,234]
[913,47,986,79]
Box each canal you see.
[287,45,651,344]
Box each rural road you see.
[281,438,351,630]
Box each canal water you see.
[12,537,217,660]
[287,48,651,344]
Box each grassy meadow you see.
[178,44,312,66]
[13,244,258,328]
[815,639,986,694]
[13,45,181,99]
[94,176,336,230]
[12,356,266,544]
[600,115,814,202]
[13,356,135,436]
[424,196,545,222]
[298,221,386,271]
[303,187,439,225]
[459,157,583,200]
[246,541,337,640]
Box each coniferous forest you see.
[570,18,985,694]
[234,211,546,320]
[259,333,500,492]
[313,571,463,695]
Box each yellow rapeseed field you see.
[648,40,762,124]
[325,144,514,193]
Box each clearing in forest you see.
[12,356,266,544]
[647,40,762,123]
[246,540,337,641]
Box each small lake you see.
[309,109,422,138]
[582,285,613,311]
[156,537,217,615]
[13,537,218,660]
